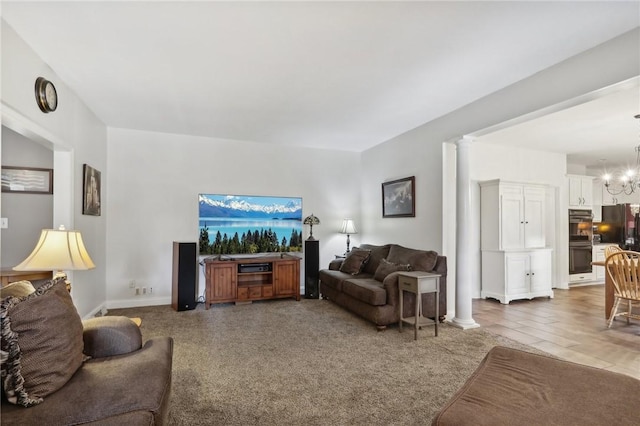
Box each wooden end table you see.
[398,271,441,340]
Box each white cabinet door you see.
[524,187,545,248]
[601,186,621,206]
[529,250,552,293]
[500,188,525,250]
[568,175,593,208]
[505,253,529,295]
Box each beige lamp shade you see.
[340,219,357,235]
[13,226,95,272]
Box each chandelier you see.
[602,114,640,196]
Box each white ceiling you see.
[2,1,639,155]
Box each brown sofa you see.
[1,279,173,425]
[319,243,447,330]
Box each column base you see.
[447,317,480,330]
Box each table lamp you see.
[13,225,95,292]
[303,214,321,240]
[340,219,357,253]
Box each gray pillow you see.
[374,258,412,282]
[0,280,36,299]
[339,248,372,275]
[0,278,85,407]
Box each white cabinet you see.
[601,181,640,206]
[592,244,617,282]
[567,175,593,209]
[481,250,554,304]
[480,180,546,251]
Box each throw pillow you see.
[374,258,412,282]
[339,248,372,275]
[0,278,85,407]
[0,280,36,299]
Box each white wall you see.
[360,28,639,318]
[0,126,54,267]
[105,128,360,308]
[1,21,108,318]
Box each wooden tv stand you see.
[204,255,301,308]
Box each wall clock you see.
[35,77,58,113]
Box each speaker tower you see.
[304,239,320,298]
[172,241,197,311]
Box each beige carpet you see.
[109,298,540,425]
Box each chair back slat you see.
[605,251,640,301]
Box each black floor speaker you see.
[305,239,320,299]
[172,242,197,311]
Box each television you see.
[198,194,303,256]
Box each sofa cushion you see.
[358,244,392,275]
[387,244,438,272]
[374,258,412,282]
[342,278,387,306]
[339,248,371,275]
[0,280,36,299]
[0,278,84,407]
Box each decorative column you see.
[450,137,479,329]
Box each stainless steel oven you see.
[569,242,593,274]
[568,209,593,275]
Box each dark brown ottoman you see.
[432,346,640,426]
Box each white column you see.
[450,137,479,329]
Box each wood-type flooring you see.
[473,284,639,379]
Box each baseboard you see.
[83,303,108,320]
[106,296,171,310]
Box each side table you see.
[398,271,441,340]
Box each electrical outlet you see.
[0,218,8,229]
[142,287,147,295]
[129,280,135,289]
[149,287,153,294]
[135,287,140,296]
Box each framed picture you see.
[82,164,101,216]
[382,176,415,218]
[1,166,53,194]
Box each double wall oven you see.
[569,209,593,275]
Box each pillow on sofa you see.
[359,244,392,275]
[0,278,85,407]
[374,258,411,282]
[0,280,36,299]
[339,248,371,275]
[387,244,438,272]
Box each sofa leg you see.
[438,315,445,323]
[376,325,386,332]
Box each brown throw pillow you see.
[0,280,36,299]
[0,278,85,407]
[339,248,372,275]
[374,258,412,282]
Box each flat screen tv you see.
[198,194,303,256]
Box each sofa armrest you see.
[328,259,344,271]
[382,272,402,306]
[82,316,142,358]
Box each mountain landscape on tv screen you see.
[198,194,302,220]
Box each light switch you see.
[0,218,7,229]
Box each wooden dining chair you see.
[604,245,622,258]
[605,250,640,328]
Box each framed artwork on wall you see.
[82,164,101,216]
[382,176,415,218]
[1,166,53,194]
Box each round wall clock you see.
[35,77,58,113]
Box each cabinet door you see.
[528,250,551,293]
[601,186,619,206]
[594,250,606,281]
[274,260,299,297]
[523,187,545,249]
[568,176,583,207]
[209,263,236,301]
[505,253,529,295]
[500,190,525,250]
[580,178,593,206]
